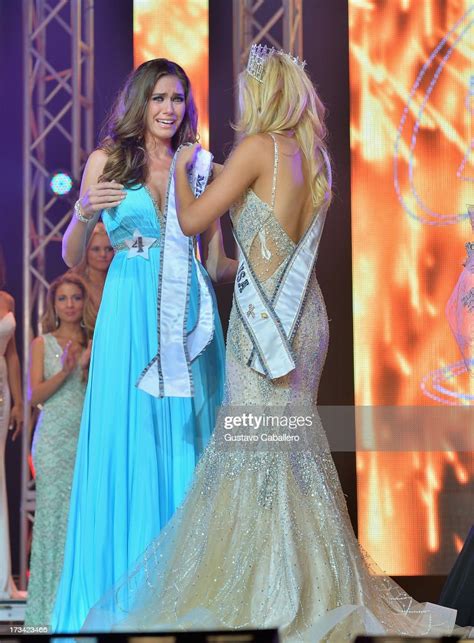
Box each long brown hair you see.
[99,59,198,187]
[41,272,96,341]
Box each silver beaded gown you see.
[85,138,459,641]
[25,334,86,627]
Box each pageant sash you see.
[234,207,327,380]
[137,147,214,398]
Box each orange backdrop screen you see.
[134,0,209,147]
[350,0,474,575]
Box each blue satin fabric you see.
[51,186,225,632]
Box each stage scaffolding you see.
[21,0,94,588]
[232,0,303,112]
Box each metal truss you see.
[232,0,303,106]
[21,0,94,588]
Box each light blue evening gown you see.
[51,182,225,633]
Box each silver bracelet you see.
[74,199,92,223]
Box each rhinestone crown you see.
[246,43,306,83]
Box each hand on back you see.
[78,181,126,219]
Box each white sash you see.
[137,148,214,398]
[234,207,327,379]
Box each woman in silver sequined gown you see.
[84,49,463,642]
[25,273,94,627]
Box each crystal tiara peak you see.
[246,43,306,83]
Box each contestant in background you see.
[0,245,24,600]
[85,47,464,641]
[52,58,235,633]
[74,222,113,310]
[24,272,94,628]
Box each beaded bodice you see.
[227,135,328,405]
[102,185,163,250]
[230,189,295,288]
[230,134,296,289]
[31,334,86,467]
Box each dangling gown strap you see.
[257,133,279,261]
[269,132,279,211]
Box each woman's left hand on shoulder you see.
[177,143,202,172]
[175,136,262,236]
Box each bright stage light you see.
[49,171,74,196]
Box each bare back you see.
[250,132,314,245]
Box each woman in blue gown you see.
[51,59,234,633]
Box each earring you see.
[55,313,60,328]
[80,319,86,329]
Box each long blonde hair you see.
[234,52,331,211]
[41,272,96,341]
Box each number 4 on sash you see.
[132,237,144,253]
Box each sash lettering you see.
[234,208,327,380]
[137,147,214,398]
